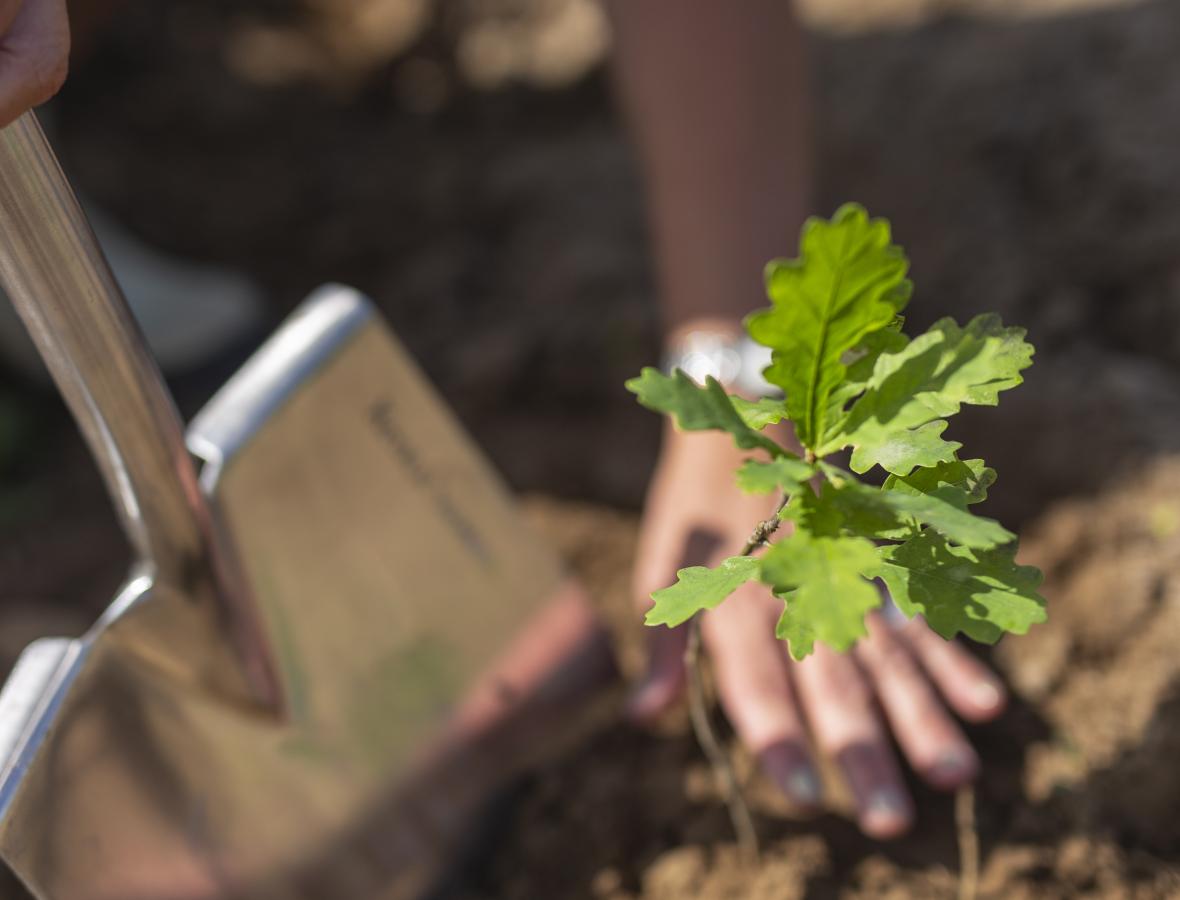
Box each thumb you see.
[626,619,690,721]
[626,526,723,722]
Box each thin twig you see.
[682,493,792,864]
[685,616,760,863]
[956,784,979,900]
[739,494,791,556]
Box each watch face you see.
[664,332,743,386]
[736,337,776,395]
[664,332,778,396]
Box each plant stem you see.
[682,493,791,864]
[956,784,979,900]
[684,615,759,863]
[741,493,792,555]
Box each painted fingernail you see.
[624,681,664,721]
[929,749,977,786]
[783,767,823,807]
[972,680,1003,711]
[862,786,911,837]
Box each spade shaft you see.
[0,112,206,586]
[0,113,276,705]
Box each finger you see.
[0,0,70,128]
[628,527,723,721]
[626,624,689,721]
[855,614,978,791]
[705,584,821,809]
[0,0,24,39]
[793,643,913,839]
[0,52,46,129]
[897,616,1007,723]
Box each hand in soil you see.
[630,426,1007,839]
[0,0,69,127]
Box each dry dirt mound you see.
[450,463,1180,899]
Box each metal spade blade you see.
[0,113,615,900]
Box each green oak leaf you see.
[746,204,911,451]
[774,590,817,661]
[730,395,788,430]
[860,419,960,475]
[871,531,1046,643]
[762,533,882,658]
[829,319,910,412]
[876,492,1012,548]
[781,487,843,537]
[822,314,1034,475]
[646,556,762,627]
[736,457,815,495]
[826,479,1013,549]
[813,480,905,540]
[625,368,784,457]
[884,458,996,509]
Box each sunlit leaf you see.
[871,531,1046,643]
[646,556,762,628]
[822,315,1034,475]
[763,533,882,658]
[746,203,911,451]
[736,456,815,495]
[626,368,785,456]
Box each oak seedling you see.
[628,203,1046,661]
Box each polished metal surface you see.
[0,118,615,898]
[0,113,197,570]
[0,112,276,706]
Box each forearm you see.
[606,0,811,339]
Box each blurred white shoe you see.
[0,202,265,379]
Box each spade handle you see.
[0,113,215,600]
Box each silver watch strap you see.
[662,331,778,397]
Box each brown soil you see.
[454,460,1180,900]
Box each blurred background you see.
[1,0,1180,896]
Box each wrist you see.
[664,317,744,347]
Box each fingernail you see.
[862,786,911,837]
[624,685,656,722]
[625,678,675,722]
[929,749,977,786]
[783,767,823,807]
[972,680,1003,711]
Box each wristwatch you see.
[662,330,779,397]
